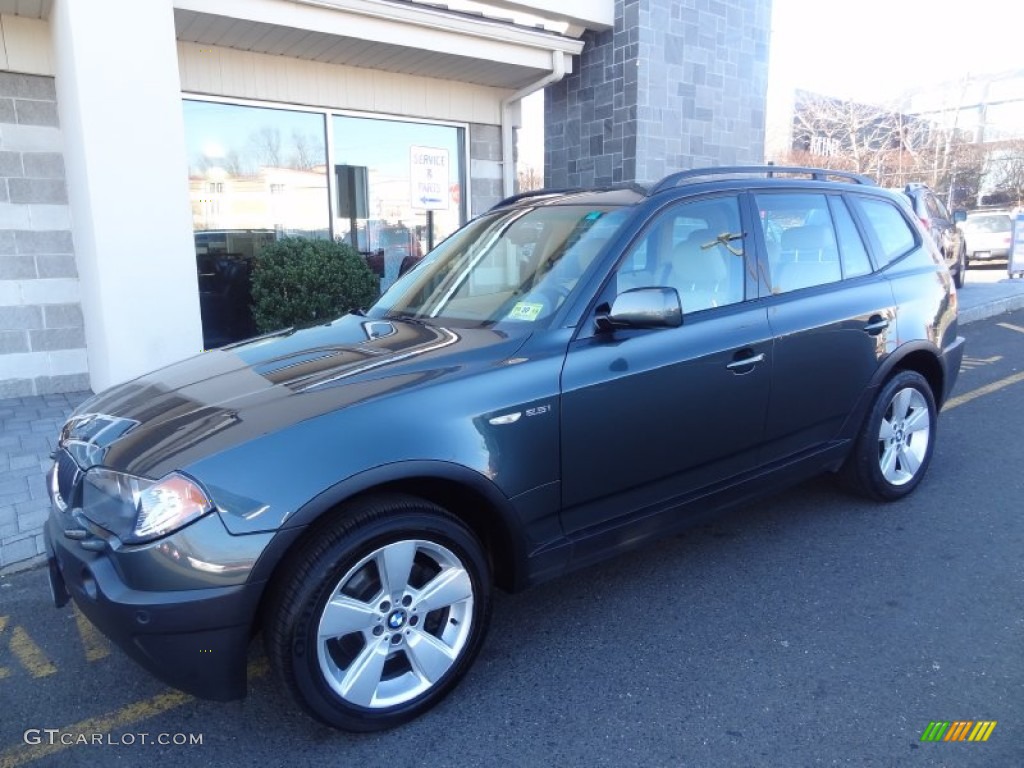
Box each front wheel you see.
[264,496,492,731]
[840,371,937,501]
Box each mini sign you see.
[410,146,450,211]
[1009,212,1024,278]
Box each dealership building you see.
[0,0,770,568]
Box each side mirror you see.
[953,209,967,223]
[595,287,682,332]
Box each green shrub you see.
[250,238,379,333]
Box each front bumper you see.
[44,507,266,701]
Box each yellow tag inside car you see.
[508,302,544,321]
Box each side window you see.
[925,194,943,221]
[932,194,951,222]
[828,197,872,278]
[853,197,917,266]
[614,195,745,313]
[756,193,841,294]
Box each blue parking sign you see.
[1011,213,1024,278]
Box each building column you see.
[52,0,202,392]
[545,0,772,187]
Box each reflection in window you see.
[183,100,330,349]
[853,196,917,266]
[333,116,465,293]
[757,193,841,294]
[182,101,468,348]
[371,206,626,327]
[828,197,872,278]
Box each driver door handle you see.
[863,315,890,335]
[726,352,765,371]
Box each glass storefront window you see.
[182,100,467,347]
[333,116,465,293]
[183,100,330,348]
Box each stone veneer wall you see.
[0,71,88,399]
[545,0,771,187]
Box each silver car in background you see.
[962,211,1013,263]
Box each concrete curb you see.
[0,553,46,578]
[960,292,1024,325]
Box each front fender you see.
[242,459,531,588]
[279,459,518,531]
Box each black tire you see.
[264,494,491,732]
[839,370,937,501]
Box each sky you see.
[519,0,1023,173]
[769,0,1021,102]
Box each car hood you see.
[62,315,526,477]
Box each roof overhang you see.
[0,0,50,18]
[172,0,584,90]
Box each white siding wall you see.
[177,41,506,125]
[0,15,53,76]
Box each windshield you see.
[368,205,630,327]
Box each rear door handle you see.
[863,316,890,335]
[726,352,765,371]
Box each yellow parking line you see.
[997,322,1024,334]
[73,606,110,663]
[945,371,1024,411]
[7,627,56,678]
[0,690,192,768]
[0,660,267,768]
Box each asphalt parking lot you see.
[1,309,1023,768]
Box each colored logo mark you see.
[921,721,997,742]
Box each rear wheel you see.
[840,370,937,501]
[265,495,491,731]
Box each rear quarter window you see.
[851,196,918,267]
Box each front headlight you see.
[81,468,213,544]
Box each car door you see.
[755,191,897,461]
[559,193,772,536]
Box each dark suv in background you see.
[46,166,964,732]
[895,183,966,287]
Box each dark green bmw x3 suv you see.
[45,166,964,731]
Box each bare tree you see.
[249,126,283,168]
[220,149,248,177]
[517,165,544,192]
[985,138,1024,205]
[290,130,325,171]
[788,91,900,175]
[780,90,986,205]
[191,147,250,178]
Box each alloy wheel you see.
[316,539,475,709]
[877,386,932,486]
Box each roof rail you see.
[489,188,577,211]
[649,165,877,194]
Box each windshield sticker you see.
[508,302,544,322]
